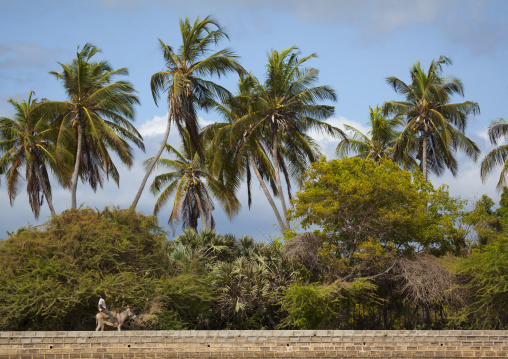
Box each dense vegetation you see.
[1,15,508,330]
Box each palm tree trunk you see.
[194,190,208,230]
[422,128,429,213]
[271,130,290,230]
[248,153,286,231]
[422,129,428,181]
[33,159,56,216]
[70,124,83,210]
[131,113,171,209]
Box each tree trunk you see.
[70,124,83,210]
[194,189,208,230]
[422,128,429,212]
[248,153,286,231]
[33,159,56,216]
[131,112,172,209]
[422,130,428,181]
[271,130,290,230]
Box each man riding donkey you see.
[98,292,117,328]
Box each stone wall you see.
[1,330,507,358]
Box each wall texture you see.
[1,330,507,358]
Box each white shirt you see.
[98,298,107,312]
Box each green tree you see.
[0,208,167,330]
[289,157,428,277]
[385,55,480,180]
[481,119,508,190]
[48,43,143,209]
[0,92,57,217]
[149,131,240,230]
[132,16,244,209]
[455,236,508,328]
[235,47,344,230]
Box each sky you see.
[1,0,507,240]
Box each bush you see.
[0,207,168,330]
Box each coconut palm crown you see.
[481,119,508,190]
[0,92,57,218]
[233,46,344,230]
[384,55,480,180]
[131,15,245,209]
[149,130,240,231]
[48,43,143,209]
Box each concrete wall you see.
[1,330,507,358]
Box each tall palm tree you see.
[131,15,244,209]
[205,75,323,231]
[481,119,508,190]
[47,43,143,209]
[149,131,240,230]
[0,92,56,217]
[384,55,480,180]
[234,47,344,230]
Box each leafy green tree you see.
[235,47,344,230]
[149,131,240,230]
[481,119,508,190]
[462,194,502,247]
[289,157,428,278]
[0,208,167,330]
[424,185,469,256]
[385,55,480,180]
[278,280,378,329]
[48,43,143,209]
[455,236,508,328]
[0,92,57,217]
[132,16,244,209]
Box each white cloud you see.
[138,113,168,137]
[138,114,217,138]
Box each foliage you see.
[278,280,379,329]
[455,236,508,328]
[336,105,415,169]
[132,15,244,209]
[0,92,57,217]
[481,119,508,190]
[149,131,240,230]
[0,208,166,330]
[289,157,428,274]
[424,185,469,255]
[47,43,143,209]
[385,55,480,180]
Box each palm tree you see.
[204,75,286,231]
[336,106,399,162]
[0,92,56,217]
[234,47,344,230]
[149,130,240,230]
[131,15,244,209]
[46,43,143,210]
[205,74,324,231]
[481,119,508,190]
[384,55,480,180]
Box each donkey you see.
[95,306,136,331]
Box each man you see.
[98,292,117,327]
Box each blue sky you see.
[1,0,507,240]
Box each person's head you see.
[100,292,106,299]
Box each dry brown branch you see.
[396,255,465,308]
[283,232,321,272]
